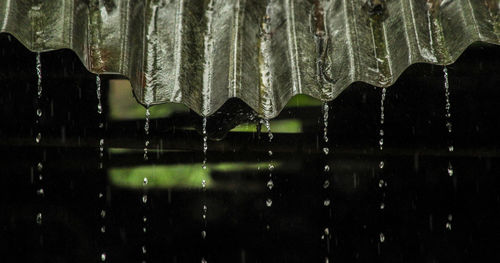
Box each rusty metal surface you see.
[1,0,499,117]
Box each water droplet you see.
[268,150,273,156]
[142,194,148,204]
[379,233,385,243]
[100,210,106,218]
[447,214,453,221]
[98,192,104,198]
[324,228,330,235]
[267,180,274,190]
[446,122,452,133]
[101,226,106,233]
[447,162,454,176]
[99,139,104,146]
[35,133,42,143]
[379,161,385,169]
[101,253,106,261]
[379,138,384,148]
[448,145,454,152]
[143,227,147,233]
[201,230,207,239]
[142,245,147,254]
[36,108,42,117]
[323,199,331,206]
[324,165,330,172]
[36,213,42,225]
[380,202,385,210]
[201,258,208,263]
[378,179,385,188]
[266,198,273,207]
[323,180,330,189]
[143,177,148,185]
[37,162,43,171]
[97,104,103,114]
[379,129,384,136]
[36,188,44,195]
[143,216,147,222]
[202,179,207,188]
[445,222,452,230]
[268,164,275,171]
[323,147,329,155]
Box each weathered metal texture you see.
[0,0,499,117]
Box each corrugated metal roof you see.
[1,0,499,117]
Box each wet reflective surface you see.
[1,35,500,262]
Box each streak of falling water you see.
[378,87,387,247]
[321,102,332,261]
[264,119,274,209]
[201,117,208,262]
[443,66,454,231]
[96,75,107,261]
[142,106,151,262]
[202,117,208,170]
[34,52,44,231]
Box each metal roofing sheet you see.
[1,0,499,117]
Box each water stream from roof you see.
[96,75,107,262]
[142,106,151,262]
[34,52,44,231]
[264,119,274,209]
[321,102,332,262]
[443,66,454,231]
[378,87,387,251]
[201,116,208,262]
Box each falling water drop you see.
[323,147,330,155]
[142,194,148,204]
[324,165,330,172]
[143,177,148,186]
[35,133,42,144]
[323,180,330,189]
[447,162,454,176]
[379,233,385,243]
[266,198,273,207]
[323,199,331,207]
[201,230,207,239]
[379,161,384,169]
[267,180,274,190]
[36,213,42,225]
[100,253,106,262]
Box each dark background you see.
[0,32,500,263]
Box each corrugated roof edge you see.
[1,0,499,118]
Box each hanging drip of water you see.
[321,102,332,262]
[34,52,44,229]
[142,106,151,262]
[443,66,454,231]
[96,75,107,262]
[201,117,208,262]
[378,87,387,247]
